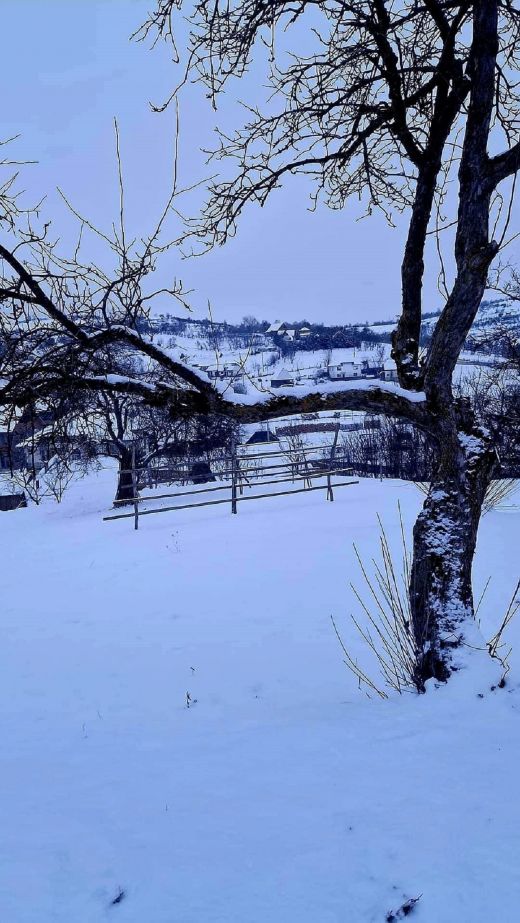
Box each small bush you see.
[333,504,423,698]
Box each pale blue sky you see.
[0,0,503,325]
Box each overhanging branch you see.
[0,364,430,431]
[488,140,520,189]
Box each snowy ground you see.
[1,464,519,922]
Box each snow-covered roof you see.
[271,368,295,381]
[17,433,52,449]
[266,320,287,333]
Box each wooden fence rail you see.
[112,466,354,507]
[120,439,342,476]
[104,422,358,529]
[104,476,358,524]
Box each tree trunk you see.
[114,445,135,505]
[410,422,497,685]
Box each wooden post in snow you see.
[327,422,341,501]
[231,440,238,514]
[131,444,139,531]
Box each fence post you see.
[236,450,244,496]
[327,422,341,501]
[231,440,238,514]
[131,445,139,531]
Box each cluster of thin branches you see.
[416,476,519,513]
[135,1,520,256]
[6,454,77,505]
[332,504,423,698]
[487,578,520,682]
[0,125,216,419]
[482,478,519,512]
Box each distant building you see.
[16,426,56,470]
[245,426,278,445]
[381,359,399,383]
[0,410,19,470]
[0,430,13,470]
[270,369,296,388]
[206,361,244,381]
[266,321,314,340]
[266,320,289,335]
[328,361,363,381]
[0,408,54,471]
[361,357,383,376]
[222,361,243,378]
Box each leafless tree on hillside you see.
[2,4,520,686]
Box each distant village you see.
[0,308,508,486]
[0,315,398,482]
[194,319,399,389]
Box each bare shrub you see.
[416,478,519,514]
[487,579,520,683]
[482,479,519,513]
[332,505,423,698]
[43,457,76,502]
[279,429,314,485]
[7,455,85,505]
[8,468,48,505]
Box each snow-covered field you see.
[1,464,519,922]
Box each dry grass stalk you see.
[333,504,422,697]
[416,479,519,514]
[487,579,520,682]
[482,479,519,513]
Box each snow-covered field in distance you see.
[1,463,519,922]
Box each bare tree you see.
[132,0,520,683]
[2,2,520,685]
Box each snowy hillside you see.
[1,464,519,922]
[142,297,519,402]
[419,298,520,339]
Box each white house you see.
[328,361,363,381]
[222,361,243,377]
[381,359,399,383]
[206,361,244,381]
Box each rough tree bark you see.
[410,419,497,682]
[115,444,135,505]
[406,0,501,680]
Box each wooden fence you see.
[104,426,358,529]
